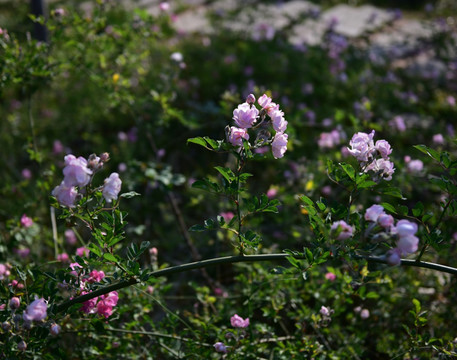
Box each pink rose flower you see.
[20,214,33,228]
[364,204,385,222]
[271,133,288,159]
[270,109,288,133]
[320,306,331,317]
[213,342,228,353]
[52,182,78,207]
[407,160,423,173]
[375,139,392,159]
[9,297,20,310]
[102,173,122,203]
[228,126,249,147]
[230,314,249,328]
[394,220,418,238]
[257,94,272,108]
[65,229,77,245]
[63,155,92,187]
[325,272,336,281]
[378,214,394,229]
[397,235,419,255]
[347,130,375,162]
[76,247,89,257]
[23,298,47,322]
[360,309,370,319]
[330,220,353,240]
[233,102,258,128]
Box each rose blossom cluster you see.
[364,204,419,265]
[347,130,395,181]
[228,93,288,159]
[71,268,119,318]
[330,220,354,240]
[52,153,122,207]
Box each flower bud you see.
[50,323,61,336]
[9,297,20,310]
[100,152,110,163]
[17,340,27,351]
[246,93,256,105]
[2,321,11,331]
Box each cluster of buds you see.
[52,153,122,207]
[347,130,395,181]
[227,93,289,159]
[364,204,419,265]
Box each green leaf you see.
[214,166,235,183]
[300,195,315,207]
[357,180,378,189]
[380,202,397,214]
[103,253,118,263]
[189,224,206,232]
[187,137,207,147]
[414,145,440,162]
[412,298,421,314]
[88,244,102,258]
[120,191,141,199]
[412,202,424,217]
[339,163,355,181]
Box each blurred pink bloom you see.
[63,155,92,187]
[23,298,47,322]
[54,8,65,16]
[15,248,30,258]
[447,96,455,106]
[266,187,278,199]
[22,168,32,180]
[53,140,64,154]
[390,116,406,132]
[52,182,78,207]
[331,220,353,240]
[159,2,169,11]
[386,248,401,265]
[220,212,234,223]
[57,253,69,262]
[20,214,33,228]
[407,159,424,174]
[233,103,258,129]
[65,229,77,245]
[378,214,394,229]
[433,134,444,145]
[394,220,418,238]
[318,129,341,149]
[321,186,332,196]
[320,306,331,317]
[97,291,119,318]
[365,204,385,222]
[102,173,122,203]
[230,314,249,328]
[76,247,89,257]
[87,270,105,283]
[325,272,336,281]
[360,309,370,319]
[118,163,127,172]
[228,126,249,147]
[271,133,288,159]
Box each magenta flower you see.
[320,306,331,317]
[96,291,119,318]
[20,214,33,228]
[76,246,89,257]
[230,314,249,328]
[63,155,92,187]
[23,298,47,322]
[246,93,256,105]
[233,102,258,128]
[271,132,288,159]
[228,126,249,147]
[102,173,122,203]
[9,297,20,310]
[325,272,336,281]
[65,229,77,245]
